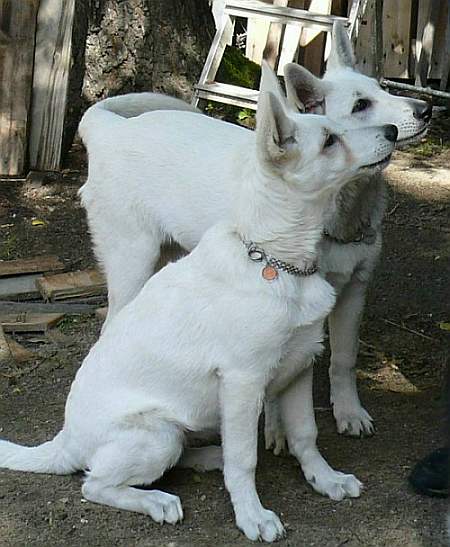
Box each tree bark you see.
[82,0,215,102]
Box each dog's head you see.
[256,61,397,198]
[283,22,431,145]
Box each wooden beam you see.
[1,312,64,333]
[36,269,107,302]
[415,0,441,86]
[382,0,411,78]
[263,0,289,69]
[0,255,64,277]
[0,0,39,176]
[28,0,76,171]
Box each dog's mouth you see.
[360,153,392,171]
[397,125,429,147]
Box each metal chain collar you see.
[243,240,318,278]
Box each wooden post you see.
[263,0,289,69]
[28,0,76,172]
[0,0,39,176]
[415,0,441,86]
[374,0,384,78]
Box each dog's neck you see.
[324,174,387,243]
[233,170,327,270]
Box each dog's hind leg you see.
[264,399,286,455]
[280,365,363,501]
[177,446,223,472]
[81,424,184,523]
[328,275,374,436]
[98,231,163,331]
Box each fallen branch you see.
[382,318,437,342]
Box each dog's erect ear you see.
[327,21,356,71]
[259,60,289,108]
[284,63,326,114]
[256,91,297,165]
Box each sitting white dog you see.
[0,64,396,542]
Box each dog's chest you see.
[318,235,381,292]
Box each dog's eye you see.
[324,134,337,148]
[352,98,371,113]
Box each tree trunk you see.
[83,0,215,102]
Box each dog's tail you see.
[79,92,198,146]
[0,431,76,475]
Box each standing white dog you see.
[78,23,431,441]
[0,64,396,541]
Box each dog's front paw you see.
[333,401,374,437]
[235,504,285,542]
[141,491,184,524]
[305,468,363,501]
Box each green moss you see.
[216,46,261,89]
[206,46,259,127]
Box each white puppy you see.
[78,23,430,441]
[0,64,396,542]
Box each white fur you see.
[77,24,429,445]
[0,66,396,541]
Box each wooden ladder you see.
[192,0,366,110]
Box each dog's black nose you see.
[383,124,398,142]
[414,101,432,122]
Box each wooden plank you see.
[195,82,259,109]
[28,0,76,171]
[415,0,441,86]
[0,1,39,176]
[246,1,272,63]
[225,0,347,28]
[353,0,376,76]
[382,0,411,78]
[36,269,107,302]
[192,12,234,106]
[0,324,12,364]
[299,0,332,46]
[263,0,289,69]
[277,1,306,74]
[0,255,64,277]
[0,273,43,300]
[440,1,450,90]
[299,0,332,76]
[429,0,449,80]
[0,301,100,314]
[0,312,64,332]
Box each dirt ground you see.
[0,115,449,546]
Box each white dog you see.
[78,23,430,442]
[0,63,396,542]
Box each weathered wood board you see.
[37,269,107,302]
[0,312,64,332]
[0,255,64,277]
[0,324,12,364]
[0,0,39,176]
[29,0,76,171]
[0,274,43,300]
[382,0,411,78]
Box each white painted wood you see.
[29,0,75,171]
[192,13,234,106]
[195,82,259,109]
[299,0,332,47]
[225,0,347,30]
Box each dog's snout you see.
[383,124,398,142]
[413,102,432,122]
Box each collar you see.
[243,240,318,281]
[323,225,377,245]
